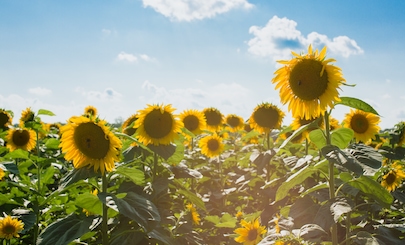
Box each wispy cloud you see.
[75,87,123,102]
[116,52,156,63]
[142,0,253,22]
[28,87,52,96]
[247,16,364,62]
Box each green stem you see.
[266,132,270,150]
[33,130,41,245]
[153,152,158,180]
[324,112,338,245]
[102,172,109,245]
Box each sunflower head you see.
[0,168,5,181]
[202,107,224,132]
[249,102,285,134]
[6,128,37,152]
[381,162,405,192]
[291,115,324,141]
[84,105,98,118]
[234,218,266,245]
[0,215,24,240]
[329,116,341,131]
[122,114,139,136]
[343,109,380,143]
[19,107,35,127]
[0,109,12,131]
[134,104,183,146]
[59,116,122,174]
[225,114,244,132]
[199,133,224,158]
[179,109,206,136]
[186,203,201,225]
[392,121,405,146]
[272,45,346,120]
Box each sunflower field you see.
[1,45,405,245]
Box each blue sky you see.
[1,0,404,129]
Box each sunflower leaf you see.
[37,109,56,116]
[115,166,145,186]
[331,127,354,149]
[5,149,30,160]
[59,167,100,190]
[309,129,326,149]
[336,97,379,115]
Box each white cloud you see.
[102,28,112,36]
[247,16,364,62]
[142,0,253,21]
[28,87,52,96]
[117,52,138,62]
[75,87,123,102]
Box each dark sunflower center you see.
[247,228,258,241]
[253,107,280,129]
[207,139,219,151]
[183,115,199,131]
[74,122,110,159]
[12,130,30,146]
[143,109,173,139]
[3,224,16,234]
[0,112,10,129]
[227,117,240,128]
[385,172,396,185]
[350,114,369,134]
[289,59,328,101]
[204,110,222,127]
[87,109,95,115]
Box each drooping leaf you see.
[59,167,100,190]
[37,213,93,245]
[336,97,379,115]
[331,127,354,149]
[115,166,145,186]
[1,161,19,174]
[346,143,382,169]
[299,224,328,243]
[148,144,176,160]
[321,145,364,175]
[148,227,176,245]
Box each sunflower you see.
[202,107,224,132]
[122,114,139,136]
[0,168,5,180]
[381,162,405,192]
[6,128,37,152]
[134,104,183,146]
[19,107,35,127]
[393,121,405,146]
[199,134,224,158]
[0,215,24,240]
[179,109,206,135]
[329,116,341,131]
[186,203,201,225]
[234,218,266,245]
[84,105,98,117]
[343,109,380,143]
[0,109,12,131]
[272,45,346,120]
[59,116,122,174]
[225,114,244,132]
[249,103,285,134]
[291,115,324,140]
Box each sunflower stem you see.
[266,132,270,150]
[324,111,338,245]
[33,129,41,245]
[153,152,158,180]
[102,172,109,245]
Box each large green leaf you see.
[1,161,19,174]
[346,143,382,169]
[59,167,100,190]
[5,149,29,160]
[76,192,103,216]
[309,129,326,149]
[115,166,145,186]
[98,192,161,231]
[336,97,379,115]
[321,145,364,175]
[44,138,60,150]
[37,109,56,116]
[331,127,354,149]
[148,144,176,160]
[37,213,93,245]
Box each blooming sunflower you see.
[272,45,346,120]
[186,203,201,225]
[19,107,35,127]
[6,128,37,152]
[199,133,224,158]
[84,105,98,117]
[122,114,139,136]
[0,168,5,180]
[381,162,405,192]
[234,218,266,245]
[0,109,12,131]
[249,103,285,134]
[225,114,244,132]
[343,109,380,143]
[134,104,183,146]
[202,107,224,132]
[0,215,24,240]
[179,109,206,135]
[59,116,122,174]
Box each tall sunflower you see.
[59,116,122,174]
[6,128,37,152]
[199,134,224,158]
[249,103,285,134]
[234,218,266,245]
[202,107,224,132]
[0,215,24,240]
[186,203,201,225]
[19,107,35,127]
[84,105,98,117]
[329,116,341,131]
[179,109,206,135]
[381,162,405,192]
[0,109,12,131]
[225,114,244,132]
[122,114,139,136]
[343,109,380,143]
[272,45,346,120]
[134,104,183,146]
